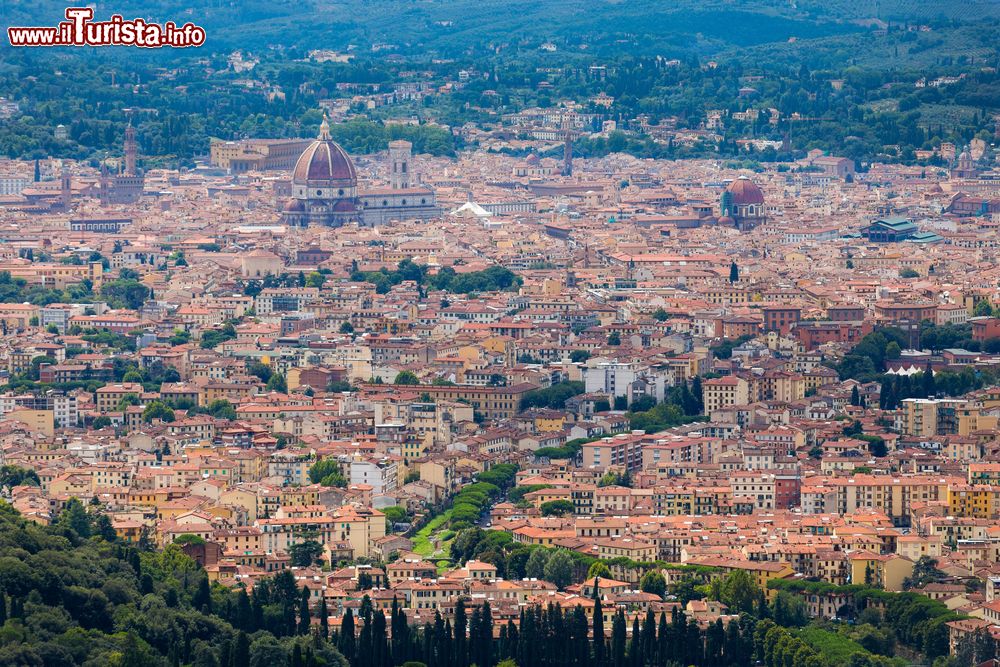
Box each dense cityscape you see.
[0,1,1000,666]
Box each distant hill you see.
[2,0,994,65]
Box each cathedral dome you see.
[725,176,764,206]
[291,116,357,185]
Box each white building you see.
[349,456,398,494]
[583,360,641,398]
[0,392,78,428]
[0,175,29,195]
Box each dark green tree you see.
[593,579,605,665]
[338,608,356,663]
[611,608,627,667]
[297,586,311,635]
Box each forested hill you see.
[0,0,956,55]
[4,0,998,56]
[0,500,347,666]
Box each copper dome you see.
[291,115,357,185]
[725,176,764,206]
[292,140,357,184]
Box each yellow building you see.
[418,459,456,494]
[900,398,967,437]
[533,411,566,433]
[849,552,913,592]
[330,504,386,558]
[0,303,40,330]
[201,382,256,406]
[95,383,145,412]
[402,382,537,421]
[703,376,750,412]
[0,261,103,288]
[948,483,1000,519]
[6,408,54,437]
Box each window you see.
[316,190,322,195]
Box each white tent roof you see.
[449,201,493,218]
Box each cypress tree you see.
[453,598,467,667]
[358,612,373,667]
[219,639,231,667]
[193,574,211,613]
[421,622,434,665]
[469,606,482,667]
[372,609,388,667]
[232,631,250,667]
[572,605,590,667]
[319,598,329,640]
[479,602,494,667]
[360,594,373,625]
[0,589,6,626]
[505,618,519,664]
[442,620,453,667]
[706,617,725,664]
[497,624,507,664]
[593,580,605,666]
[657,611,669,665]
[729,260,739,283]
[545,602,561,666]
[641,609,656,663]
[432,612,447,667]
[629,616,642,666]
[686,618,703,665]
[298,586,311,635]
[611,609,626,667]
[338,608,356,663]
[390,597,408,663]
[923,362,936,397]
[517,608,534,667]
[725,616,744,664]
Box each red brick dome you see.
[291,116,357,185]
[292,140,356,183]
[725,176,764,206]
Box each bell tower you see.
[124,121,138,176]
[60,162,71,211]
[388,140,411,189]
